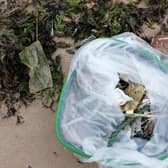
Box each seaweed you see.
[0,1,64,117]
[0,0,167,118]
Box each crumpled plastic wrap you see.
[57,33,168,168]
[19,40,53,93]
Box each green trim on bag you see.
[137,47,168,71]
[159,153,168,160]
[54,38,168,161]
[54,78,91,158]
[112,38,127,44]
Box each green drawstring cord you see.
[108,117,136,147]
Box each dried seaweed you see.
[53,0,168,40]
[0,0,167,118]
[0,1,64,117]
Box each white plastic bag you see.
[55,33,168,168]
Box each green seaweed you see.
[54,11,65,31]
[109,18,122,35]
[66,0,80,8]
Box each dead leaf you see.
[121,81,145,112]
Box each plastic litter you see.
[55,32,168,168]
[19,40,53,93]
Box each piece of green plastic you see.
[19,40,53,93]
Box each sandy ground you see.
[0,100,97,168]
[0,33,97,168]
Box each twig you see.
[35,10,39,41]
[5,7,19,17]
[125,112,151,118]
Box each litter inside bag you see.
[55,33,168,168]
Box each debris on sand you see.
[19,41,53,93]
[0,0,168,120]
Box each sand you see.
[0,34,97,168]
[0,100,97,168]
